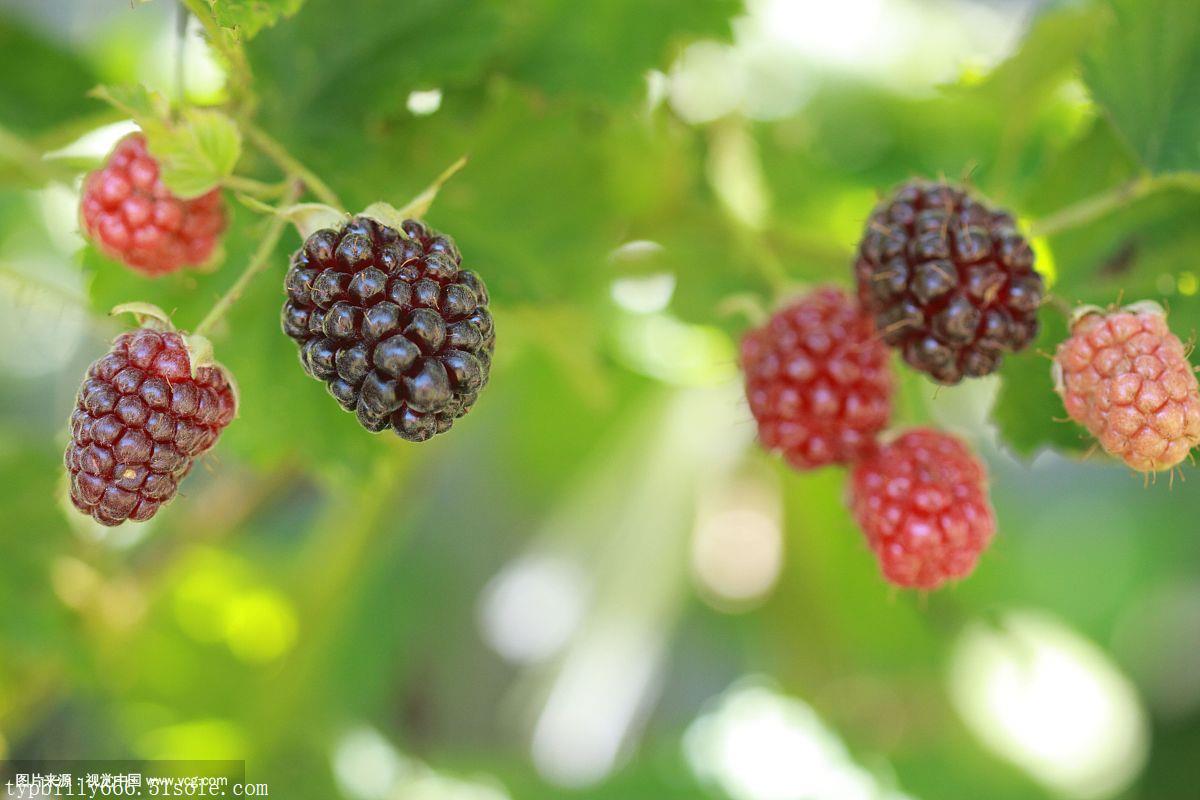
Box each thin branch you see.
[179,0,255,112]
[243,122,343,209]
[175,0,189,104]
[223,174,292,198]
[193,180,303,337]
[1028,173,1200,239]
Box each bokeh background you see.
[1,0,1198,798]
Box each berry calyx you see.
[80,134,226,276]
[849,428,996,589]
[64,327,237,526]
[854,180,1043,384]
[1053,302,1200,472]
[282,216,494,441]
[741,287,893,469]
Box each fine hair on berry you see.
[849,428,995,589]
[741,286,893,469]
[1053,302,1200,472]
[854,180,1043,384]
[282,216,494,441]
[80,134,227,276]
[65,329,237,526]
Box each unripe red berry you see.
[1054,302,1200,472]
[849,428,995,589]
[80,134,226,276]
[742,287,893,470]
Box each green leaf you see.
[1082,0,1200,173]
[90,85,242,197]
[0,19,98,137]
[155,107,243,197]
[507,0,739,101]
[209,0,306,39]
[992,311,1089,458]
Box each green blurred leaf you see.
[0,19,98,136]
[1082,0,1200,173]
[992,311,1088,458]
[507,0,738,100]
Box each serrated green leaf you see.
[154,107,243,197]
[209,0,307,40]
[1082,0,1200,173]
[90,84,242,197]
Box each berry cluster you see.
[1054,303,1200,472]
[65,329,236,526]
[80,134,226,276]
[282,216,494,441]
[855,181,1042,384]
[740,179,1024,589]
[66,129,498,527]
[741,287,892,469]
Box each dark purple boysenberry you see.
[64,329,237,526]
[283,216,493,441]
[854,180,1043,384]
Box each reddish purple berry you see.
[282,216,494,441]
[64,329,236,526]
[854,180,1042,384]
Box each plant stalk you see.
[1028,173,1200,239]
[193,180,303,337]
[243,122,342,209]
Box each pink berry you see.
[80,134,226,276]
[848,428,996,589]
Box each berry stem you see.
[242,122,343,210]
[223,174,292,198]
[179,0,256,113]
[194,180,304,338]
[174,0,188,104]
[1028,173,1200,238]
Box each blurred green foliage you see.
[1,0,1199,798]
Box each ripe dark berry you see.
[1054,302,1200,472]
[854,180,1042,384]
[64,329,236,526]
[849,428,995,589]
[741,287,893,470]
[80,134,227,276]
[283,216,494,441]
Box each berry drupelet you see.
[282,216,494,441]
[1054,302,1200,472]
[854,180,1043,384]
[65,329,237,526]
[741,287,893,469]
[80,134,226,276]
[849,428,996,589]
